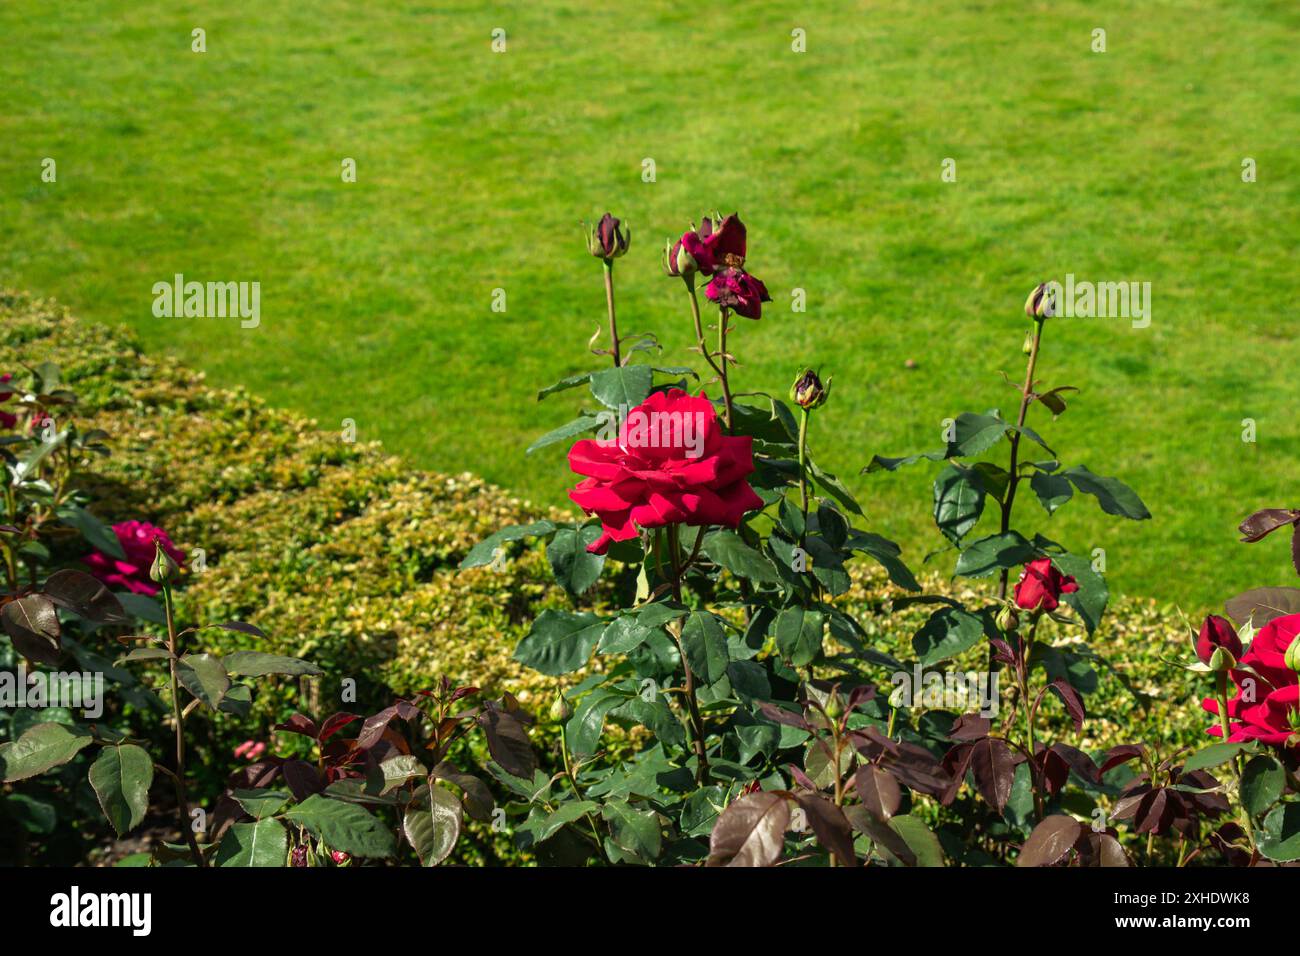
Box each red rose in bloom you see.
[83,520,185,596]
[568,389,764,555]
[1196,614,1243,666]
[1013,557,1078,612]
[1203,613,1300,748]
[705,267,771,319]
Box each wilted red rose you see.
[1196,614,1243,667]
[83,519,185,596]
[705,267,771,319]
[567,388,764,555]
[1013,557,1078,612]
[665,213,747,278]
[1203,613,1300,748]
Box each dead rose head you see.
[567,388,764,554]
[664,213,748,278]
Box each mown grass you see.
[1,0,1298,607]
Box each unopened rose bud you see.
[1022,330,1035,355]
[331,851,350,865]
[790,368,830,410]
[1197,615,1243,671]
[1285,635,1300,674]
[587,213,630,261]
[149,539,179,584]
[550,692,573,722]
[823,695,843,719]
[290,846,308,868]
[1024,282,1057,320]
[995,605,1019,634]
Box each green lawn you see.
[2,0,1297,609]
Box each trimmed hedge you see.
[0,290,1207,769]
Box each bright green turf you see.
[2,0,1298,609]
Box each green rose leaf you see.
[774,606,824,667]
[88,743,154,837]
[933,464,986,544]
[546,524,606,597]
[283,794,396,858]
[231,788,292,820]
[0,722,93,782]
[513,609,604,676]
[176,653,230,709]
[1241,755,1285,818]
[1061,466,1151,520]
[589,365,652,410]
[703,530,782,586]
[222,651,323,678]
[403,784,462,866]
[214,818,289,867]
[460,520,557,569]
[912,606,985,666]
[954,531,1036,578]
[681,611,730,686]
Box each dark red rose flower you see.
[700,214,746,266]
[705,267,771,319]
[665,214,747,278]
[83,519,185,596]
[1196,614,1243,666]
[1203,613,1300,748]
[1013,557,1078,612]
[589,212,630,260]
[567,388,764,555]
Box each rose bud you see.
[549,692,573,721]
[790,368,830,410]
[290,846,308,868]
[1013,557,1078,613]
[1195,614,1243,671]
[587,212,630,260]
[1024,282,1057,320]
[1285,634,1300,674]
[995,605,1020,634]
[149,539,180,585]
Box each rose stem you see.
[1216,670,1258,853]
[991,317,1046,698]
[603,258,620,367]
[684,276,730,429]
[716,307,735,430]
[162,583,206,867]
[797,406,811,540]
[667,524,709,784]
[1020,613,1044,822]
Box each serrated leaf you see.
[88,743,153,836]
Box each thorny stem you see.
[996,318,1046,603]
[666,525,709,784]
[1019,614,1045,823]
[797,408,811,539]
[163,584,206,867]
[1216,670,1258,853]
[559,724,603,847]
[684,277,732,429]
[603,259,620,367]
[989,318,1046,696]
[716,307,736,431]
